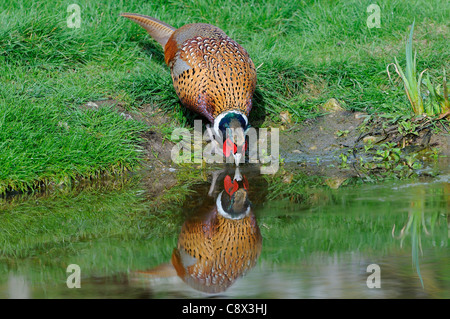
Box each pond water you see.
[0,159,449,299]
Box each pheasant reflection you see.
[136,167,262,294]
[172,167,262,293]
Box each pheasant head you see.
[216,112,249,165]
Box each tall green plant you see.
[388,21,449,116]
[388,21,426,115]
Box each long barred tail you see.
[120,13,175,47]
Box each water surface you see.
[0,160,449,298]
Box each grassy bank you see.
[1,0,449,194]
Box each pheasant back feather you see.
[121,14,257,124]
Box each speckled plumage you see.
[171,205,262,293]
[121,13,257,124]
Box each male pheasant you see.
[121,13,257,165]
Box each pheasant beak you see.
[233,152,242,166]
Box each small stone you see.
[280,111,292,124]
[283,173,294,184]
[85,101,99,109]
[120,112,133,120]
[321,98,344,112]
[354,112,368,119]
[363,136,378,144]
[309,145,317,150]
[325,177,347,189]
[57,121,70,130]
[292,149,302,154]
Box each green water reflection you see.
[0,162,448,298]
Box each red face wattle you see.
[223,138,248,158]
[224,174,249,196]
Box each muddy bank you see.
[85,99,450,164]
[279,109,450,172]
[84,99,450,194]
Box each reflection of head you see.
[217,175,251,219]
[217,188,250,220]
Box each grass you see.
[0,183,181,292]
[0,3,152,194]
[1,0,449,193]
[0,174,187,258]
[0,96,148,194]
